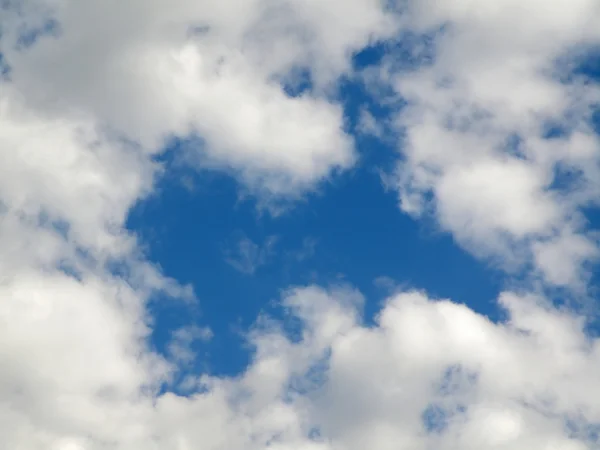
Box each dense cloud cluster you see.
[1,0,600,448]
[385,0,600,287]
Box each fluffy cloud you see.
[0,0,401,195]
[385,0,600,287]
[4,285,600,448]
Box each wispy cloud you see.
[167,325,213,365]
[286,237,318,263]
[224,234,278,275]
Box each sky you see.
[1,1,600,449]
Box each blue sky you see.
[3,1,600,448]
[127,52,505,377]
[125,41,600,380]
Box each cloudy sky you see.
[1,0,600,448]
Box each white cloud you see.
[0,0,403,197]
[5,284,600,449]
[383,0,600,287]
[0,87,186,450]
[436,157,559,239]
[167,325,213,365]
[532,230,599,288]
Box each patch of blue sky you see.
[421,403,467,435]
[15,17,60,50]
[280,66,313,98]
[127,30,600,382]
[127,46,502,380]
[565,415,600,444]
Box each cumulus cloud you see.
[383,0,600,287]
[0,0,402,196]
[5,285,600,448]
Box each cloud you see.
[168,286,600,449]
[373,275,398,292]
[0,0,403,198]
[378,0,600,288]
[0,77,190,450]
[3,284,600,448]
[167,325,213,365]
[357,108,386,138]
[224,235,278,275]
